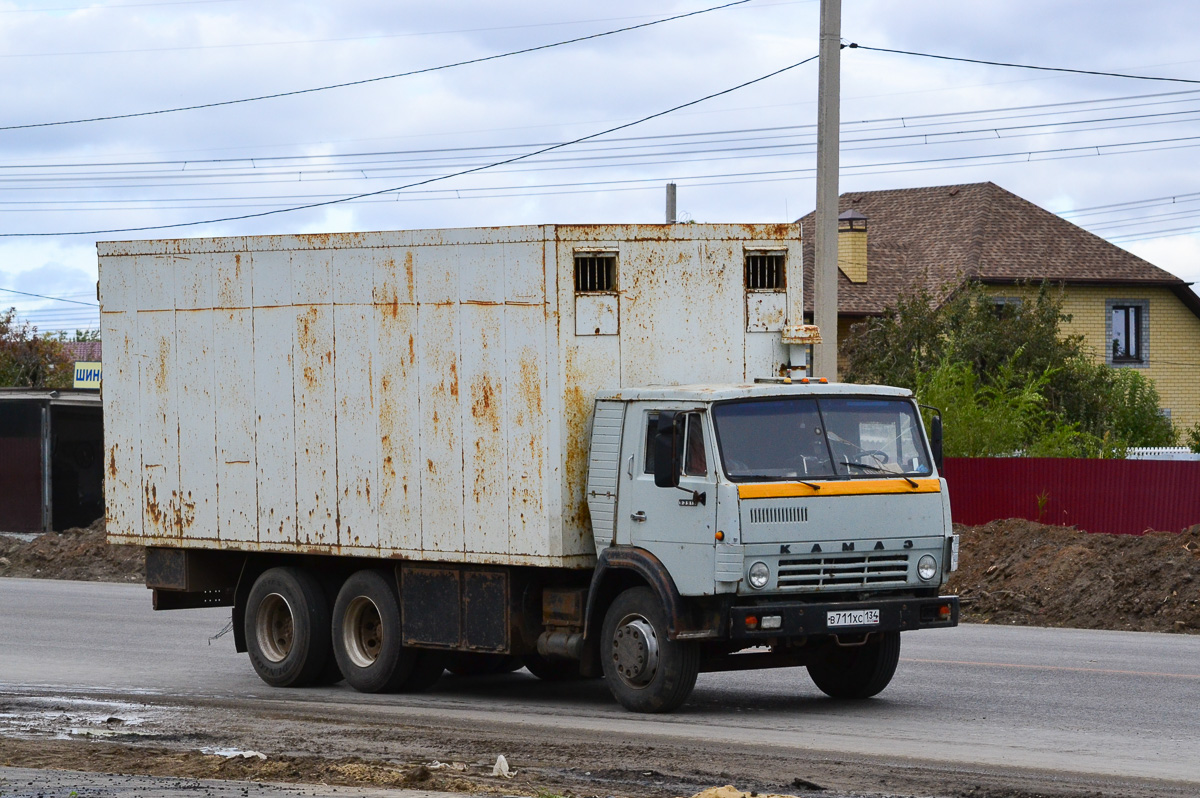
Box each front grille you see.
[777,553,909,588]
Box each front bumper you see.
[729,594,959,640]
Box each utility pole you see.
[812,0,841,379]
[665,182,677,224]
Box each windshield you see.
[711,396,931,481]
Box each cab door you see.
[616,404,718,596]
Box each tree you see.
[843,283,1176,456]
[0,308,75,389]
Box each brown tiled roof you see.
[63,341,102,362]
[798,182,1200,317]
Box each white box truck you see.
[98,223,958,713]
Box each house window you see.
[991,297,1022,318]
[1106,299,1149,366]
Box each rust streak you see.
[404,251,415,303]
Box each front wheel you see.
[600,587,698,713]
[807,631,901,699]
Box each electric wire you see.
[850,43,1200,86]
[0,54,819,237]
[0,0,751,132]
[0,287,99,306]
[10,87,1200,176]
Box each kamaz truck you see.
[98,223,958,713]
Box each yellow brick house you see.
[799,182,1200,429]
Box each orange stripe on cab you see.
[737,478,942,499]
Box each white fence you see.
[1127,447,1200,461]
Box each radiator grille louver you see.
[748,505,807,524]
[776,553,909,588]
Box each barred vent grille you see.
[745,251,785,290]
[749,505,807,524]
[574,253,617,292]
[777,553,909,588]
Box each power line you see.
[8,108,1200,194]
[12,87,1200,173]
[0,287,99,306]
[0,0,751,132]
[850,43,1200,86]
[0,54,819,237]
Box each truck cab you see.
[584,382,958,711]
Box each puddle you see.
[0,696,161,742]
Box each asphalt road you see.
[2,577,1198,793]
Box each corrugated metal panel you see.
[214,253,256,543]
[375,250,421,553]
[418,301,465,557]
[462,302,509,555]
[138,306,179,540]
[250,250,296,545]
[99,273,141,539]
[943,457,1200,534]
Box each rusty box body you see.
[98,224,802,567]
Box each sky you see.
[3,0,1200,333]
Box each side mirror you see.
[653,411,683,488]
[931,414,944,471]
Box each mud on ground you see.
[0,517,143,583]
[3,517,1198,634]
[947,519,1200,634]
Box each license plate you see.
[827,609,880,628]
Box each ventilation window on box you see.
[574,252,617,293]
[745,251,785,291]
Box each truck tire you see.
[807,631,901,699]
[600,587,699,713]
[332,569,416,693]
[245,567,333,688]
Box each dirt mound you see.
[3,517,1198,634]
[948,518,1200,633]
[0,518,143,583]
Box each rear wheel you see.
[600,587,698,713]
[332,569,445,693]
[244,567,333,688]
[807,631,901,699]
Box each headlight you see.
[917,554,938,581]
[748,561,770,589]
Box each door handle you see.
[630,511,647,522]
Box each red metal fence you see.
[941,457,1200,535]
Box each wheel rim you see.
[342,595,384,669]
[255,592,294,663]
[610,614,660,688]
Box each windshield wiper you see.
[843,461,919,488]
[734,473,822,490]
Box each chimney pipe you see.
[665,183,677,224]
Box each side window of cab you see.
[643,411,707,477]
